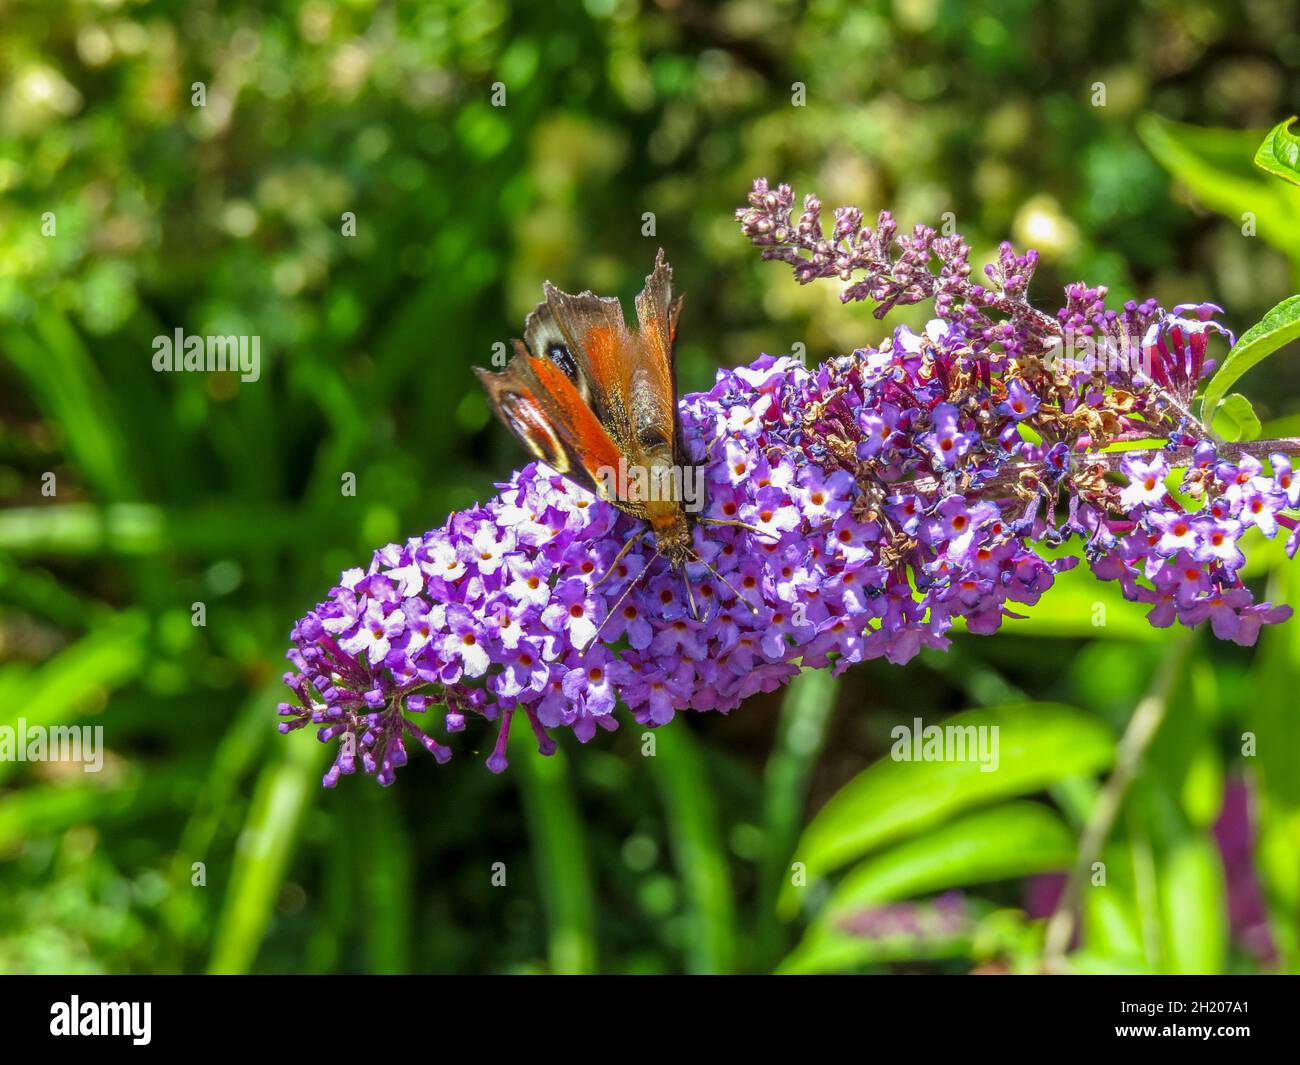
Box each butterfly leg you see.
[594,526,651,588]
[681,570,704,623]
[578,545,661,655]
[690,550,762,618]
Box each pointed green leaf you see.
[1158,834,1228,974]
[776,923,975,975]
[780,703,1114,914]
[1201,295,1300,425]
[207,738,327,974]
[1254,116,1300,188]
[1136,114,1300,260]
[1210,392,1261,442]
[822,801,1074,916]
[512,731,598,975]
[652,724,737,973]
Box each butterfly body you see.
[476,250,697,570]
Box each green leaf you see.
[163,682,277,946]
[1201,295,1300,425]
[359,789,413,974]
[2,312,140,501]
[777,922,976,975]
[1067,951,1158,975]
[822,802,1074,916]
[758,668,837,961]
[780,703,1114,915]
[1210,393,1262,442]
[1081,846,1146,963]
[1246,562,1300,965]
[1001,562,1165,642]
[0,503,344,556]
[0,772,171,852]
[778,904,1029,975]
[1254,116,1300,188]
[207,737,328,974]
[1158,834,1228,974]
[0,613,148,785]
[1136,113,1300,262]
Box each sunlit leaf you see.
[512,730,598,975]
[1254,116,1300,188]
[757,668,838,962]
[1210,393,1261,442]
[781,703,1114,914]
[1136,113,1300,263]
[1201,295,1300,425]
[822,801,1074,915]
[651,724,737,974]
[207,738,327,974]
[1158,833,1228,974]
[0,613,148,785]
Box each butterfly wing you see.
[478,252,688,525]
[520,250,684,464]
[475,342,646,517]
[632,249,687,467]
[524,287,626,430]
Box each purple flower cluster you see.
[278,179,1300,786]
[1092,446,1296,643]
[736,177,1059,360]
[280,320,1076,785]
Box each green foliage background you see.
[2,0,1299,974]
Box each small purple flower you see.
[340,600,405,667]
[1181,586,1254,641]
[1120,453,1170,511]
[1192,517,1245,571]
[925,404,973,468]
[793,467,855,525]
[999,378,1040,421]
[442,604,490,678]
[1272,454,1300,508]
[540,579,606,650]
[1149,510,1198,556]
[744,485,802,540]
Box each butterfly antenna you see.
[699,516,780,542]
[579,546,661,655]
[593,526,650,589]
[681,569,703,623]
[690,551,761,618]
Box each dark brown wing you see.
[475,342,647,518]
[524,285,628,435]
[632,248,687,467]
[479,252,688,517]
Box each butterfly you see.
[475,250,762,640]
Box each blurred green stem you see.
[511,729,598,974]
[652,724,737,974]
[1042,637,1192,971]
[758,668,837,966]
[207,736,327,974]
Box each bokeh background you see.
[2,0,1300,974]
